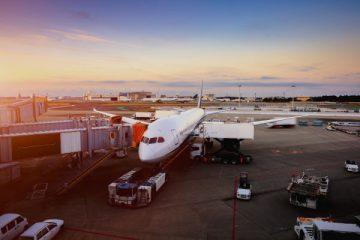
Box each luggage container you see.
[298,120,308,126]
[312,120,324,126]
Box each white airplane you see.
[142,97,178,103]
[94,82,308,163]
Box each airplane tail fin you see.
[197,80,203,108]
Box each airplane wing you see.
[224,110,360,118]
[203,108,359,127]
[251,115,306,126]
[93,108,149,125]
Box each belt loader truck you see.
[108,169,168,208]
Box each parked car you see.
[19,219,64,240]
[345,160,359,173]
[0,213,28,240]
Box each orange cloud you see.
[47,29,114,44]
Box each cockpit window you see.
[149,137,157,144]
[141,136,165,144]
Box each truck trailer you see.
[108,170,168,208]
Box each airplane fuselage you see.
[139,108,205,163]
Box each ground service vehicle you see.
[344,160,359,173]
[236,172,252,200]
[0,213,28,240]
[287,172,329,209]
[19,219,64,240]
[210,153,252,165]
[190,142,252,165]
[134,112,152,120]
[108,170,167,207]
[190,143,204,161]
[294,218,360,240]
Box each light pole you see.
[238,84,242,109]
[291,85,296,110]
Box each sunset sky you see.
[0,0,359,97]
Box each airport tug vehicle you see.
[236,172,252,200]
[190,141,252,165]
[108,168,168,208]
[294,216,360,240]
[344,160,359,173]
[286,172,329,209]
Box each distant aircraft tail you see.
[197,80,203,108]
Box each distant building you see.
[296,96,310,102]
[203,93,215,101]
[84,91,124,102]
[128,91,154,100]
[83,91,92,101]
[119,92,129,97]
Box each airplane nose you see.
[138,143,149,161]
[138,143,164,163]
[139,143,155,162]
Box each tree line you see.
[262,95,360,102]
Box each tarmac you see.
[1,117,360,240]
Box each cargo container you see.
[312,120,324,126]
[298,120,308,126]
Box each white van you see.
[0,213,28,240]
[19,219,64,240]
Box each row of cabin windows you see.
[1,216,24,234]
[141,136,165,144]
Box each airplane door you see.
[171,129,179,145]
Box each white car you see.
[19,219,64,240]
[345,160,359,173]
[0,213,28,240]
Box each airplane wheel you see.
[299,230,304,240]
